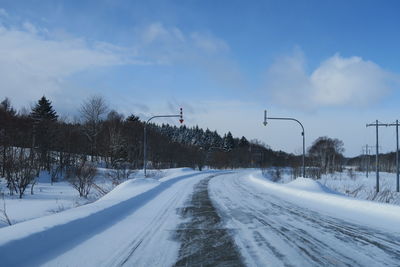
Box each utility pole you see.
[366,120,388,192]
[264,110,306,178]
[143,108,183,177]
[363,145,372,178]
[387,120,400,192]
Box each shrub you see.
[67,161,97,198]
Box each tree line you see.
[1,94,356,199]
[347,151,399,173]
[0,95,301,198]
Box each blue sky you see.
[1,0,400,156]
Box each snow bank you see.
[249,172,400,233]
[100,178,160,201]
[0,168,202,266]
[96,167,197,203]
[285,177,341,195]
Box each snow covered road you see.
[209,171,400,266]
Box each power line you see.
[366,119,400,193]
[362,144,373,178]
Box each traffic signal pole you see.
[143,108,183,177]
[264,110,306,178]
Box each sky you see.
[1,0,400,156]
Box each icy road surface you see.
[209,171,400,266]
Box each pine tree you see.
[239,136,249,147]
[126,114,140,122]
[223,132,235,151]
[31,96,58,122]
[211,131,223,148]
[0,97,16,116]
[30,96,58,171]
[203,129,213,150]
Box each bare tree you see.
[107,162,134,186]
[4,148,38,198]
[67,160,97,198]
[104,110,126,167]
[0,192,12,226]
[79,95,108,161]
[308,136,345,175]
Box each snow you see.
[265,168,400,205]
[249,171,400,232]
[319,171,400,205]
[0,179,95,228]
[284,177,340,194]
[1,168,400,266]
[100,178,159,201]
[0,168,206,266]
[0,168,189,228]
[209,170,400,266]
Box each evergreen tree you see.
[0,98,16,177]
[126,114,140,122]
[30,96,58,171]
[31,96,58,122]
[203,129,213,150]
[211,131,223,148]
[223,131,235,151]
[0,97,16,116]
[238,136,249,147]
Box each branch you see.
[0,194,12,226]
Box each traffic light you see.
[179,108,184,124]
[263,110,268,126]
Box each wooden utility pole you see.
[366,120,388,192]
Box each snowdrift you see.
[285,177,341,195]
[0,168,202,266]
[249,173,400,233]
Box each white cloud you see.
[0,18,242,111]
[141,23,185,44]
[134,22,230,63]
[133,23,244,89]
[191,32,229,54]
[265,50,399,110]
[22,21,38,34]
[0,8,8,18]
[0,22,132,108]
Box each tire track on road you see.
[173,174,245,267]
[103,172,211,267]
